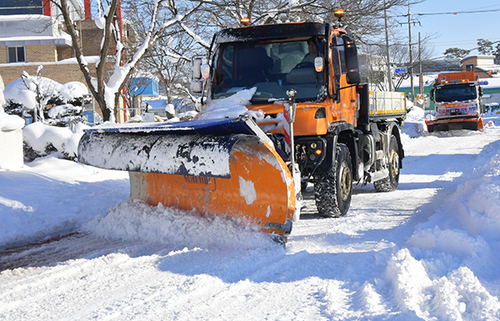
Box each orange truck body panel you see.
[436,71,476,84]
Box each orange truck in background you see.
[426,71,484,132]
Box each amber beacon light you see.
[241,17,250,26]
[334,9,344,21]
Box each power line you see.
[414,8,500,16]
[393,8,500,18]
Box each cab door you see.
[330,32,359,127]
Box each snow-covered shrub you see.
[23,122,87,161]
[3,75,89,127]
[3,100,26,118]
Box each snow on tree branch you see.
[179,22,210,50]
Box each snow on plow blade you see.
[78,117,296,242]
[426,117,484,132]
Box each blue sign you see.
[395,67,407,74]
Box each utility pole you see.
[399,1,420,104]
[384,0,393,91]
[408,1,414,104]
[419,32,423,100]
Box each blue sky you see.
[391,0,500,58]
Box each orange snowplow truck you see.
[426,71,484,132]
[192,22,406,215]
[79,17,405,244]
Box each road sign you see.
[395,67,407,74]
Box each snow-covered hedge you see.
[23,122,87,161]
[3,75,89,127]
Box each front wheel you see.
[374,135,400,192]
[314,143,352,218]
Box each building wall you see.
[0,42,80,86]
[461,56,496,78]
[0,62,97,88]
[75,20,107,56]
[26,44,58,63]
[57,46,74,61]
[0,19,114,87]
[0,47,6,64]
[0,43,60,64]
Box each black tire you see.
[314,143,352,218]
[374,135,400,192]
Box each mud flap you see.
[78,117,296,239]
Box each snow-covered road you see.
[1,120,500,320]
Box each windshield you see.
[435,83,477,102]
[211,38,326,103]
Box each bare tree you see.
[124,1,204,105]
[53,0,202,122]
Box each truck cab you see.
[427,71,484,132]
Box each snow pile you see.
[401,104,427,138]
[84,199,277,251]
[23,122,87,160]
[0,110,24,132]
[385,249,500,320]
[408,138,500,256]
[0,157,129,248]
[198,87,264,120]
[0,76,25,170]
[384,137,500,319]
[384,249,433,318]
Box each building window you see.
[7,46,26,63]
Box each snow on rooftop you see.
[0,14,51,22]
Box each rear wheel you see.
[374,135,400,192]
[314,143,352,218]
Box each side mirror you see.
[190,81,203,94]
[191,57,209,95]
[479,86,483,97]
[342,36,360,84]
[192,57,202,80]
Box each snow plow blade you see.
[426,117,484,132]
[78,117,296,242]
